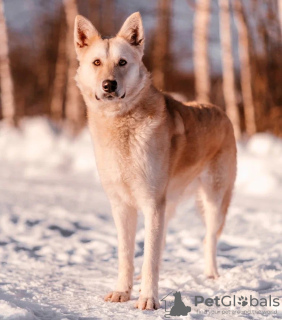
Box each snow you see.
[0,117,281,319]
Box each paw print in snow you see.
[238,296,248,307]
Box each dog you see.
[74,12,237,310]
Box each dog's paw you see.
[104,291,130,302]
[134,296,160,310]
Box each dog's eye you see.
[118,59,127,66]
[93,59,101,66]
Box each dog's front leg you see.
[135,200,165,310]
[104,201,137,303]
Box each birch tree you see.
[89,0,102,31]
[50,16,66,122]
[193,0,211,102]
[233,0,257,135]
[101,0,115,36]
[63,0,84,133]
[0,0,16,124]
[278,0,282,36]
[219,0,241,139]
[152,0,171,90]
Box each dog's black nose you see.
[102,80,117,93]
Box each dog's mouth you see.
[95,92,126,101]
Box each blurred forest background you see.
[0,0,281,138]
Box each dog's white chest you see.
[90,118,168,204]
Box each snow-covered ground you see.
[0,118,281,320]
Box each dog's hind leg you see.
[197,151,236,279]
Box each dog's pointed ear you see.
[74,15,99,55]
[117,12,144,52]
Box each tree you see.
[279,0,282,36]
[89,0,102,31]
[233,0,257,135]
[63,0,84,133]
[218,0,241,139]
[0,0,16,124]
[193,0,211,103]
[101,0,115,36]
[50,12,66,122]
[152,0,171,90]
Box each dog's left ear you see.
[117,12,144,54]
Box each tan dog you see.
[74,12,236,310]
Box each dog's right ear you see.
[74,15,99,56]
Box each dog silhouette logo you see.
[162,291,192,317]
[170,291,191,316]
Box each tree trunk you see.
[101,0,115,36]
[89,0,102,31]
[152,0,171,90]
[50,17,66,122]
[0,0,16,124]
[63,0,84,134]
[233,0,257,135]
[193,0,211,103]
[279,0,282,36]
[218,0,241,139]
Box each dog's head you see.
[74,12,148,112]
